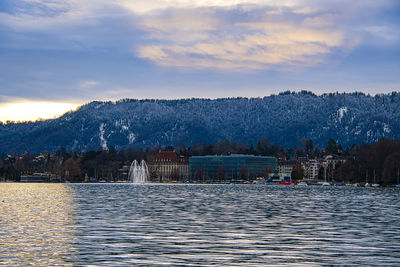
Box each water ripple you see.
[1,183,400,265]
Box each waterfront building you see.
[278,160,294,181]
[321,155,346,169]
[304,160,319,180]
[20,172,56,182]
[189,154,277,182]
[148,151,189,182]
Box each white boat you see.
[364,171,370,187]
[371,170,379,187]
[322,167,330,186]
[297,181,308,186]
[253,177,266,184]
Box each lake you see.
[1,183,400,266]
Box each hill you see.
[1,91,400,153]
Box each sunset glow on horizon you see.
[0,101,79,123]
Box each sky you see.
[1,0,400,122]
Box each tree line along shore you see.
[1,138,399,186]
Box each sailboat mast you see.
[374,169,376,184]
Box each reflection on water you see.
[0,183,75,266]
[1,184,400,265]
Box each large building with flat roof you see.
[189,154,277,182]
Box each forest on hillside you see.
[1,91,400,153]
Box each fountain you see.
[128,160,149,183]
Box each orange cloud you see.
[137,12,352,71]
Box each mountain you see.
[1,91,400,153]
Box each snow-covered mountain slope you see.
[1,91,399,153]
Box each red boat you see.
[279,182,296,185]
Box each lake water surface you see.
[1,183,400,266]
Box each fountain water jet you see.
[128,160,149,183]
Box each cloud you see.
[129,0,398,70]
[136,6,355,70]
[1,0,398,71]
[364,25,400,42]
[118,0,299,14]
[80,80,99,88]
[0,0,130,44]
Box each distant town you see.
[1,138,400,186]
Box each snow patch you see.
[128,133,136,144]
[95,103,105,109]
[383,123,391,134]
[354,126,361,135]
[99,123,108,150]
[116,119,129,132]
[337,106,347,122]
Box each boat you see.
[322,167,330,186]
[253,177,266,184]
[279,181,296,185]
[297,181,308,186]
[365,171,370,187]
[371,169,379,187]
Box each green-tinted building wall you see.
[189,154,277,181]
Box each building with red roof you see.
[148,151,189,182]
